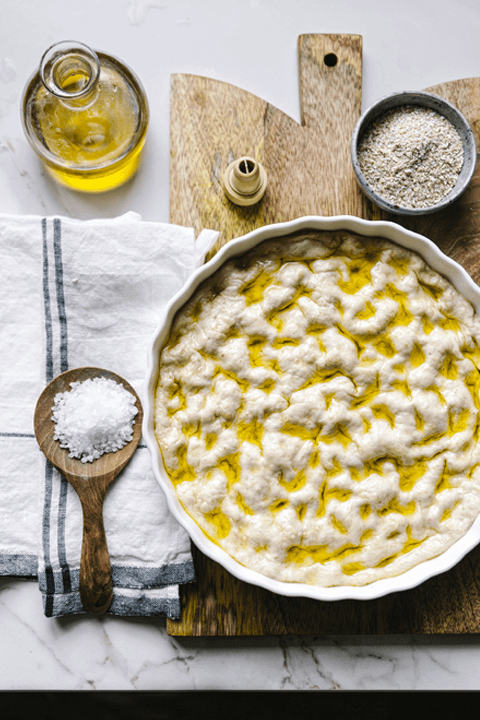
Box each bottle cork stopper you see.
[222,156,267,206]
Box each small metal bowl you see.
[351,91,477,216]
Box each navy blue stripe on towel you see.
[42,460,55,617]
[38,561,195,594]
[42,591,182,619]
[0,554,37,576]
[112,561,196,588]
[41,217,72,609]
[41,219,55,615]
[53,218,68,373]
[52,218,71,595]
[42,218,54,383]
[57,476,72,594]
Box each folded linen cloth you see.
[0,212,218,618]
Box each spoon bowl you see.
[34,366,143,615]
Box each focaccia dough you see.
[154,230,480,587]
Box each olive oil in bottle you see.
[21,41,149,192]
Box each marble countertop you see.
[2,0,480,692]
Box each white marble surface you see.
[2,0,480,692]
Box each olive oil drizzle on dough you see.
[156,233,480,584]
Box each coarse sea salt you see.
[52,376,138,463]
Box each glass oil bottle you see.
[21,41,149,192]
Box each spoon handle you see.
[77,483,113,615]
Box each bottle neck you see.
[40,41,100,106]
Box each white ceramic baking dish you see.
[143,215,480,601]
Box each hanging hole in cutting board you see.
[324,53,338,67]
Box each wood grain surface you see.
[170,34,365,257]
[167,34,480,635]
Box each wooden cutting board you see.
[167,34,480,635]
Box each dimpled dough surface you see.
[154,231,480,587]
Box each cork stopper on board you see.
[222,156,267,206]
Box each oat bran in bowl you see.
[351,91,477,216]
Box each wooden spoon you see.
[33,366,143,615]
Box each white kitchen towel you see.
[0,212,219,618]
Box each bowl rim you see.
[142,215,480,601]
[351,90,478,216]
